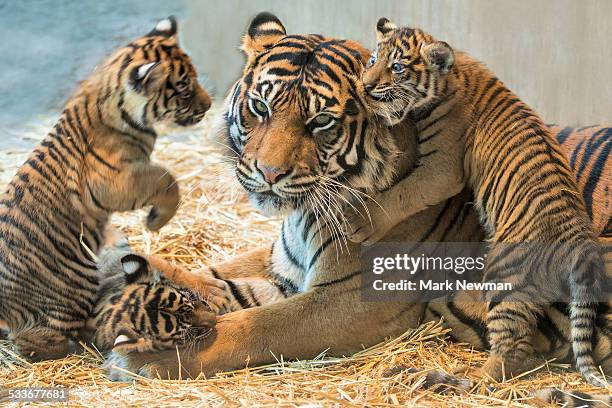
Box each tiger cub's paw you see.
[145,173,180,231]
[382,365,472,394]
[533,388,611,407]
[145,204,177,231]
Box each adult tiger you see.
[549,125,611,237]
[0,16,211,360]
[105,13,609,386]
[348,20,606,385]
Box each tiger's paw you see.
[345,203,394,245]
[383,366,472,394]
[105,350,189,381]
[104,349,163,381]
[188,270,234,315]
[145,205,176,231]
[533,388,611,407]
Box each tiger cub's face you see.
[220,13,396,215]
[89,252,213,353]
[97,16,211,130]
[363,18,455,125]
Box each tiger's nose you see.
[256,162,291,184]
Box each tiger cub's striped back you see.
[0,16,210,361]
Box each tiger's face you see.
[96,16,211,131]
[89,251,213,353]
[363,18,455,125]
[219,13,399,215]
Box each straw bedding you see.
[0,112,608,407]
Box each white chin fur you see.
[249,195,294,217]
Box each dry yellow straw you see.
[0,111,607,406]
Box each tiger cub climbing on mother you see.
[0,16,211,361]
[105,14,610,390]
[347,19,607,386]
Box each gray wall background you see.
[183,0,612,126]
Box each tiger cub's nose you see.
[256,161,291,184]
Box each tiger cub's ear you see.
[120,254,149,284]
[148,16,178,40]
[420,41,454,74]
[241,12,286,60]
[376,17,397,43]
[130,61,167,94]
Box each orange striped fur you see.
[357,20,607,385]
[0,16,210,361]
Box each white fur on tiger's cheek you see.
[114,335,130,346]
[122,261,140,275]
[137,62,156,80]
[155,19,172,33]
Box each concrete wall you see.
[183,0,612,126]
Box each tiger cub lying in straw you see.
[350,19,608,386]
[82,245,215,354]
[0,16,211,361]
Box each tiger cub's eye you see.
[391,62,405,73]
[368,53,377,66]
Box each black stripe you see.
[225,280,250,308]
[120,108,156,137]
[313,270,360,288]
[89,147,119,171]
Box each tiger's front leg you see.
[106,284,425,380]
[346,161,466,245]
[151,247,287,314]
[346,116,466,245]
[88,162,179,231]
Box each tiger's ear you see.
[148,16,178,41]
[376,17,397,43]
[241,12,286,60]
[420,41,454,74]
[120,254,149,284]
[130,61,166,94]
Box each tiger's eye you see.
[313,114,333,126]
[249,98,269,118]
[391,62,405,73]
[255,100,267,114]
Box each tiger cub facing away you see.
[350,20,607,386]
[0,16,211,361]
[83,246,215,354]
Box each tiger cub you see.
[0,16,211,361]
[350,20,607,385]
[82,246,215,354]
